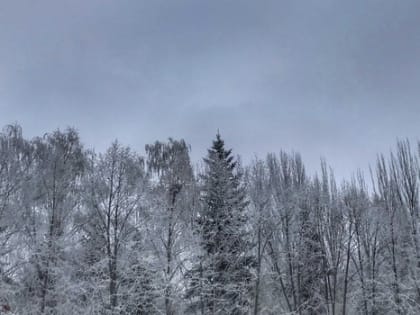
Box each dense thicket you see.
[1,124,420,314]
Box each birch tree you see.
[145,138,194,315]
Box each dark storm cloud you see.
[1,0,420,179]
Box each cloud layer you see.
[1,0,420,179]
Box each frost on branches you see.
[1,125,420,314]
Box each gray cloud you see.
[1,0,420,180]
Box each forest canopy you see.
[0,124,420,314]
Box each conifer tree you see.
[186,133,254,314]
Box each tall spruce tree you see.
[186,133,254,314]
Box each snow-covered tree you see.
[80,141,148,314]
[146,138,195,315]
[245,158,272,315]
[0,125,33,313]
[18,128,86,314]
[186,133,254,314]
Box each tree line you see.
[0,124,420,314]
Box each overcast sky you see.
[1,0,420,180]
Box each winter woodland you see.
[1,124,420,314]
